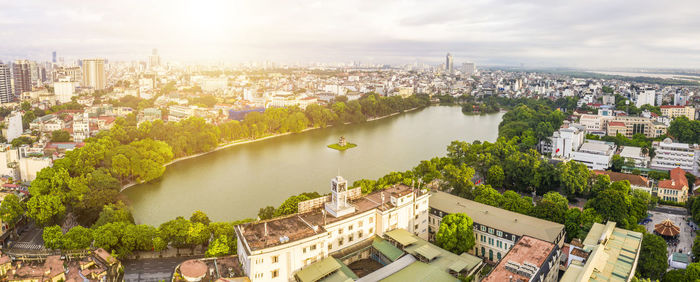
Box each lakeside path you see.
[119,106,421,192]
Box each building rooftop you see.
[429,191,564,244]
[607,121,625,127]
[592,170,650,188]
[561,222,642,282]
[619,146,643,159]
[483,236,555,282]
[238,184,424,252]
[579,141,615,155]
[658,167,688,191]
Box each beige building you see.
[661,105,695,120]
[235,176,430,281]
[657,167,689,203]
[607,116,667,138]
[82,58,107,90]
[428,191,565,263]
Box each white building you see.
[570,140,616,170]
[54,79,76,104]
[5,111,23,142]
[235,176,430,281]
[651,138,698,172]
[636,89,656,107]
[544,124,585,158]
[72,113,91,142]
[18,146,52,182]
[0,144,19,178]
[619,146,650,168]
[579,115,613,134]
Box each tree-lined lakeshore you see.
[2,93,431,258]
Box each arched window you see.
[497,252,502,260]
[481,247,485,257]
[489,250,493,261]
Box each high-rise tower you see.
[12,60,31,97]
[81,58,106,90]
[0,63,12,103]
[446,53,454,73]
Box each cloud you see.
[0,0,699,68]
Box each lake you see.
[122,106,504,225]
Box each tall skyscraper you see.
[445,53,454,73]
[149,48,161,68]
[0,63,12,103]
[12,60,32,97]
[52,51,57,63]
[81,58,106,90]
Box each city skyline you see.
[1,0,700,68]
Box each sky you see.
[1,0,700,68]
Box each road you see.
[123,256,203,282]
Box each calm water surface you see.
[122,106,503,225]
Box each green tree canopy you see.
[637,234,668,280]
[435,213,476,254]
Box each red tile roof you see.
[660,105,685,108]
[658,167,688,190]
[592,170,650,188]
[608,121,626,127]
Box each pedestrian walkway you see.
[11,242,44,250]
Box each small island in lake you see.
[328,136,357,151]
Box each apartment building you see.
[235,176,430,281]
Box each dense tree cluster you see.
[637,233,669,280]
[668,116,700,144]
[498,102,565,150]
[42,209,252,258]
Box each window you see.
[339,238,344,246]
[303,247,307,253]
[255,258,264,264]
[414,224,419,230]
[272,270,279,278]
[488,228,494,234]
[496,230,503,237]
[480,226,486,232]
[338,229,343,234]
[272,256,279,263]
[328,243,333,250]
[369,217,374,223]
[415,214,419,220]
[358,221,363,227]
[369,228,373,233]
[349,235,354,242]
[310,244,316,251]
[255,273,263,279]
[359,231,363,238]
[348,225,353,231]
